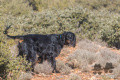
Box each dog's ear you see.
[58,34,65,46]
[73,35,76,47]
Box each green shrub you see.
[0,38,31,79]
[101,23,120,48]
[7,56,32,80]
[0,51,9,79]
[0,0,32,16]
[1,0,120,79]
[34,0,75,11]
[76,0,120,13]
[1,3,120,48]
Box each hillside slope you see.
[30,40,120,80]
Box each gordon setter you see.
[4,26,76,73]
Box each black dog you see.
[4,26,76,73]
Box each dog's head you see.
[62,32,76,47]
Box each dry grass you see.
[78,39,100,53]
[113,64,120,78]
[93,39,108,47]
[34,61,53,75]
[97,48,120,67]
[34,0,75,11]
[96,55,107,68]
[56,59,71,74]
[80,61,91,72]
[67,49,96,71]
[9,44,19,57]
[0,0,32,16]
[100,48,118,60]
[18,72,33,80]
[67,40,120,77]
[68,73,81,80]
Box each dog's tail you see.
[3,25,23,39]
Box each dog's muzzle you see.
[67,40,76,47]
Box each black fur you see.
[4,26,76,73]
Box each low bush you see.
[0,0,32,16]
[0,37,31,79]
[34,61,53,75]
[113,64,120,78]
[1,2,120,48]
[78,39,100,53]
[76,0,120,13]
[97,48,120,67]
[18,72,33,80]
[34,0,75,11]
[67,49,96,71]
[56,60,71,74]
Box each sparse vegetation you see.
[56,60,71,74]
[34,61,53,74]
[18,72,33,80]
[113,64,120,78]
[77,39,100,53]
[68,73,81,80]
[97,48,120,67]
[1,0,120,79]
[0,38,32,80]
[34,59,72,75]
[34,0,75,11]
[67,40,120,78]
[0,0,32,16]
[67,49,96,71]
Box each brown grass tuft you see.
[18,72,33,80]
[97,48,120,68]
[78,39,100,53]
[113,64,120,78]
[67,49,96,71]
[34,61,53,75]
[56,59,71,74]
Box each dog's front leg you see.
[51,57,59,73]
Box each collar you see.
[57,34,62,39]
[59,35,62,39]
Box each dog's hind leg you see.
[27,44,38,71]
